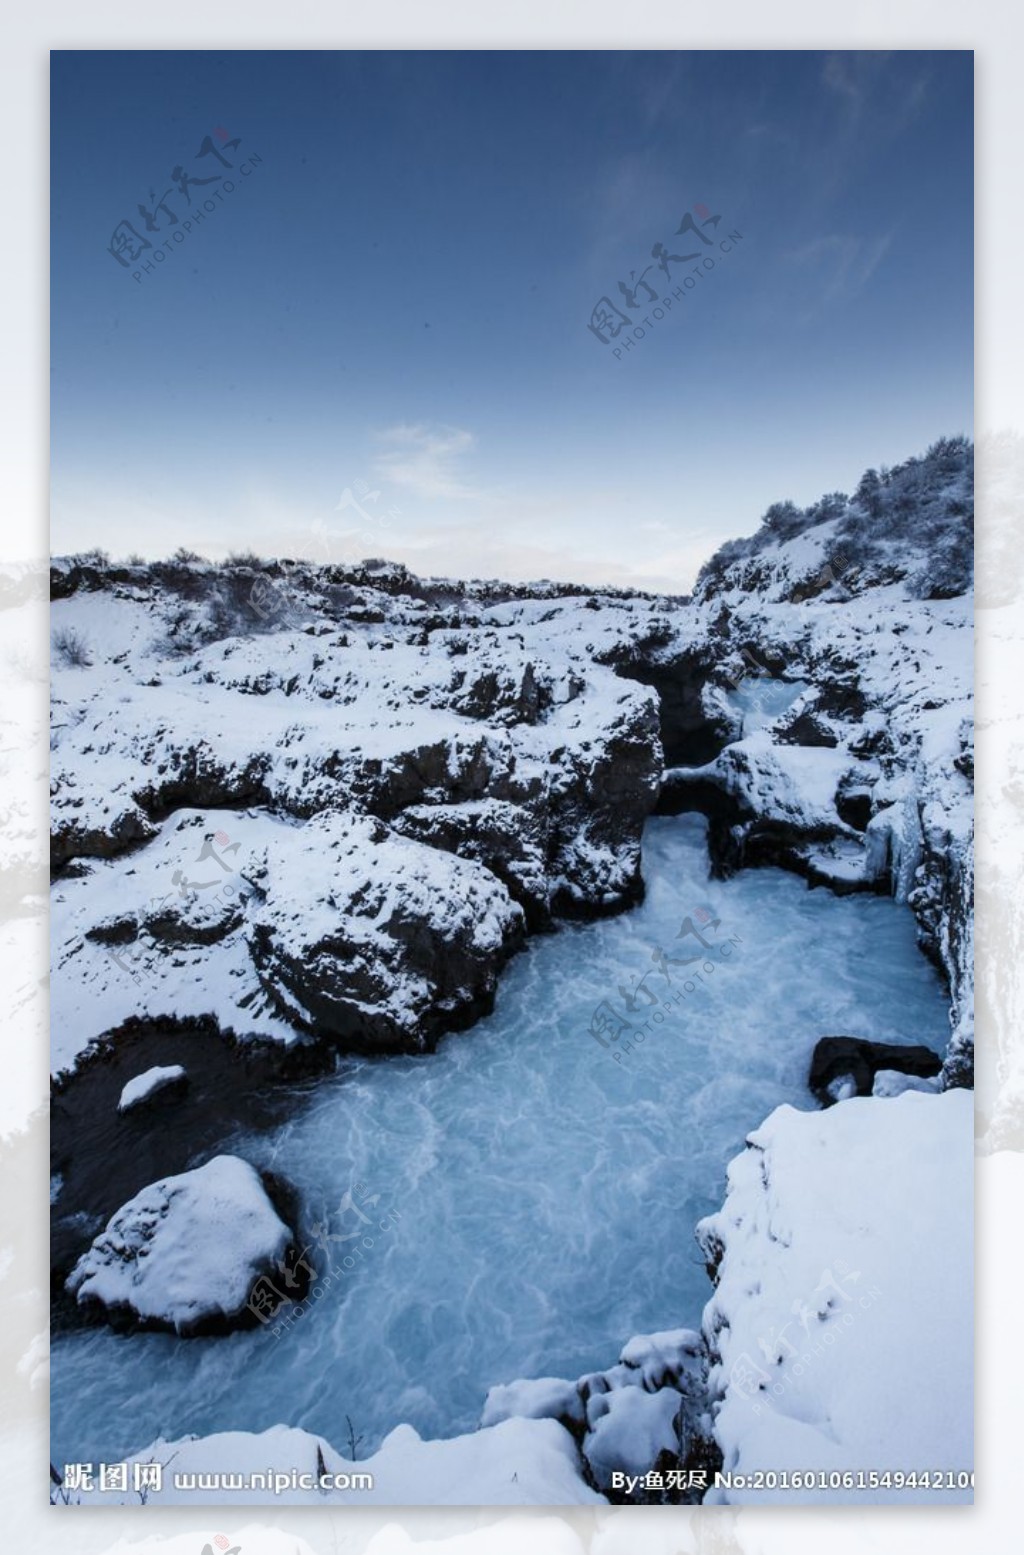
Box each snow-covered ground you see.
[698,1088,973,1503]
[67,1416,604,1508]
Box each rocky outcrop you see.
[50,568,662,1073]
[390,798,552,928]
[245,810,526,1052]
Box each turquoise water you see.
[51,814,949,1467]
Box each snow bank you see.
[481,1377,585,1430]
[698,1088,973,1503]
[482,1326,710,1500]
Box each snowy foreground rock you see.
[481,1327,711,1498]
[68,1418,604,1507]
[65,1156,293,1336]
[698,1088,973,1503]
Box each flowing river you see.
[51,812,950,1468]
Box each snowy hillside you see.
[693,434,973,606]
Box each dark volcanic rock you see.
[809,1036,942,1106]
[776,709,839,748]
[391,799,553,929]
[610,650,733,767]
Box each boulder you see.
[809,1036,942,1106]
[65,1155,295,1335]
[246,810,526,1053]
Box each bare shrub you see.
[52,626,92,667]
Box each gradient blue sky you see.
[51,49,973,589]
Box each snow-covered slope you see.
[64,1417,604,1507]
[693,435,972,606]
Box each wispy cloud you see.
[822,52,876,112]
[821,51,930,136]
[372,423,479,500]
[788,232,894,311]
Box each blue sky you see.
[51,49,973,589]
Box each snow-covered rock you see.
[65,1155,293,1335]
[116,1064,187,1113]
[617,1327,705,1389]
[582,1384,684,1491]
[481,1325,711,1502]
[246,808,524,1051]
[697,1089,973,1503]
[481,1376,585,1431]
[808,1036,942,1105]
[50,566,663,1075]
